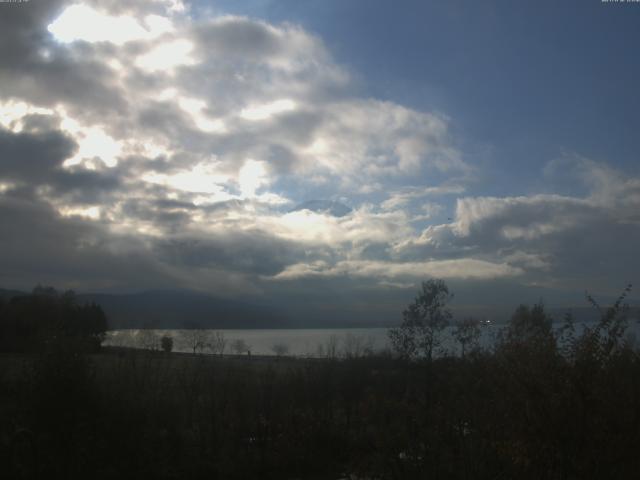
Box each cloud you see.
[1,0,466,187]
[0,128,76,182]
[47,4,174,45]
[0,0,638,314]
[452,194,593,240]
[545,154,640,214]
[0,3,126,116]
[0,190,175,291]
[298,100,469,183]
[381,184,465,211]
[290,200,352,218]
[272,258,523,282]
[396,162,640,296]
[155,231,305,276]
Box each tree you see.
[231,338,249,355]
[325,334,340,359]
[342,333,374,358]
[499,302,555,354]
[271,342,289,357]
[137,330,160,351]
[0,286,108,353]
[185,329,209,355]
[453,317,481,358]
[161,335,173,353]
[315,334,340,359]
[389,279,453,360]
[563,284,634,365]
[208,331,227,356]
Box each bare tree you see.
[185,329,209,355]
[342,333,374,358]
[207,331,227,356]
[325,334,340,359]
[231,338,249,355]
[137,330,160,351]
[271,342,289,357]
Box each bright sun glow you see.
[0,101,54,132]
[178,96,226,133]
[143,163,233,199]
[238,159,269,197]
[58,205,101,220]
[240,99,296,121]
[47,5,173,45]
[61,119,122,168]
[269,210,342,243]
[135,39,196,72]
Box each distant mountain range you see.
[0,288,291,330]
[1,288,637,330]
[0,287,394,329]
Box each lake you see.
[104,324,500,357]
[104,319,640,357]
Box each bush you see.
[160,335,173,353]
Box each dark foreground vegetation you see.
[0,286,107,353]
[1,284,639,479]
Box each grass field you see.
[1,336,640,479]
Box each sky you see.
[0,0,639,323]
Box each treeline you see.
[0,286,107,353]
[0,281,639,479]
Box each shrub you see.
[160,335,173,353]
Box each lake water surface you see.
[105,327,392,357]
[104,319,640,357]
[104,324,502,357]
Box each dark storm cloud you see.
[0,128,76,182]
[20,113,62,132]
[153,198,198,210]
[155,232,306,276]
[119,198,193,230]
[50,168,122,203]
[0,190,176,291]
[0,0,126,115]
[0,0,66,65]
[0,127,121,203]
